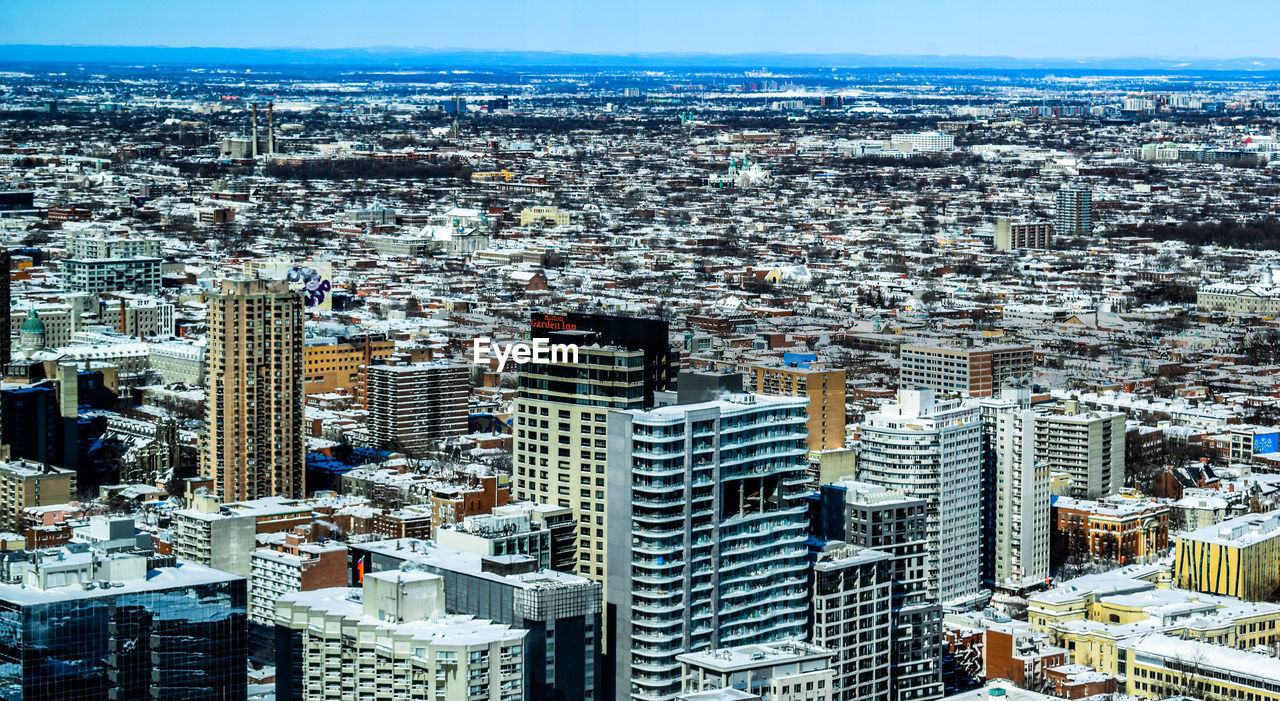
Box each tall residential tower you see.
[201,279,305,500]
[606,393,812,701]
[1054,187,1092,235]
[857,389,983,609]
[367,361,469,455]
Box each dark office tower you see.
[1055,187,1092,235]
[1,384,59,465]
[0,192,36,212]
[530,312,677,407]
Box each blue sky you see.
[0,0,1275,58]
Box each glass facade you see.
[0,579,247,701]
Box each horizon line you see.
[1,44,1279,63]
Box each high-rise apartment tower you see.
[202,279,305,500]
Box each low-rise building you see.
[983,624,1067,691]
[677,641,835,701]
[274,570,526,701]
[1051,495,1170,567]
[1029,566,1280,677]
[1118,633,1280,701]
[435,504,565,572]
[63,257,163,295]
[172,494,315,577]
[899,343,1034,398]
[303,333,395,395]
[0,458,77,532]
[248,527,348,625]
[1175,511,1280,601]
[349,539,602,701]
[520,205,571,226]
[1197,266,1280,315]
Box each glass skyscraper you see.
[0,557,247,701]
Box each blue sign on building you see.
[1254,432,1280,455]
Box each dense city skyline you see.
[3,9,1280,701]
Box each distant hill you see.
[2,44,1280,71]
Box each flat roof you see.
[282,586,525,647]
[1180,511,1280,548]
[676,641,830,673]
[0,560,243,606]
[356,538,595,591]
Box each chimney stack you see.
[268,102,275,155]
[251,103,259,158]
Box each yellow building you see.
[1176,512,1280,602]
[1119,633,1280,701]
[1052,592,1280,677]
[0,459,77,532]
[1196,267,1280,316]
[740,362,846,452]
[519,205,570,227]
[1027,563,1169,630]
[303,336,396,395]
[1029,564,1280,679]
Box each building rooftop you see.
[0,559,242,606]
[357,538,596,592]
[1118,633,1280,684]
[1179,511,1280,548]
[625,392,806,421]
[281,585,526,647]
[676,640,831,673]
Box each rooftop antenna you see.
[451,95,461,141]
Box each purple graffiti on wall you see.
[287,265,331,308]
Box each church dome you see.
[20,308,45,335]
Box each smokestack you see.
[251,103,258,158]
[268,102,275,155]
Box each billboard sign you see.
[1254,432,1279,455]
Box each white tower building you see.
[857,389,983,609]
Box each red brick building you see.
[1045,664,1117,699]
[1052,495,1170,566]
[984,626,1066,689]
